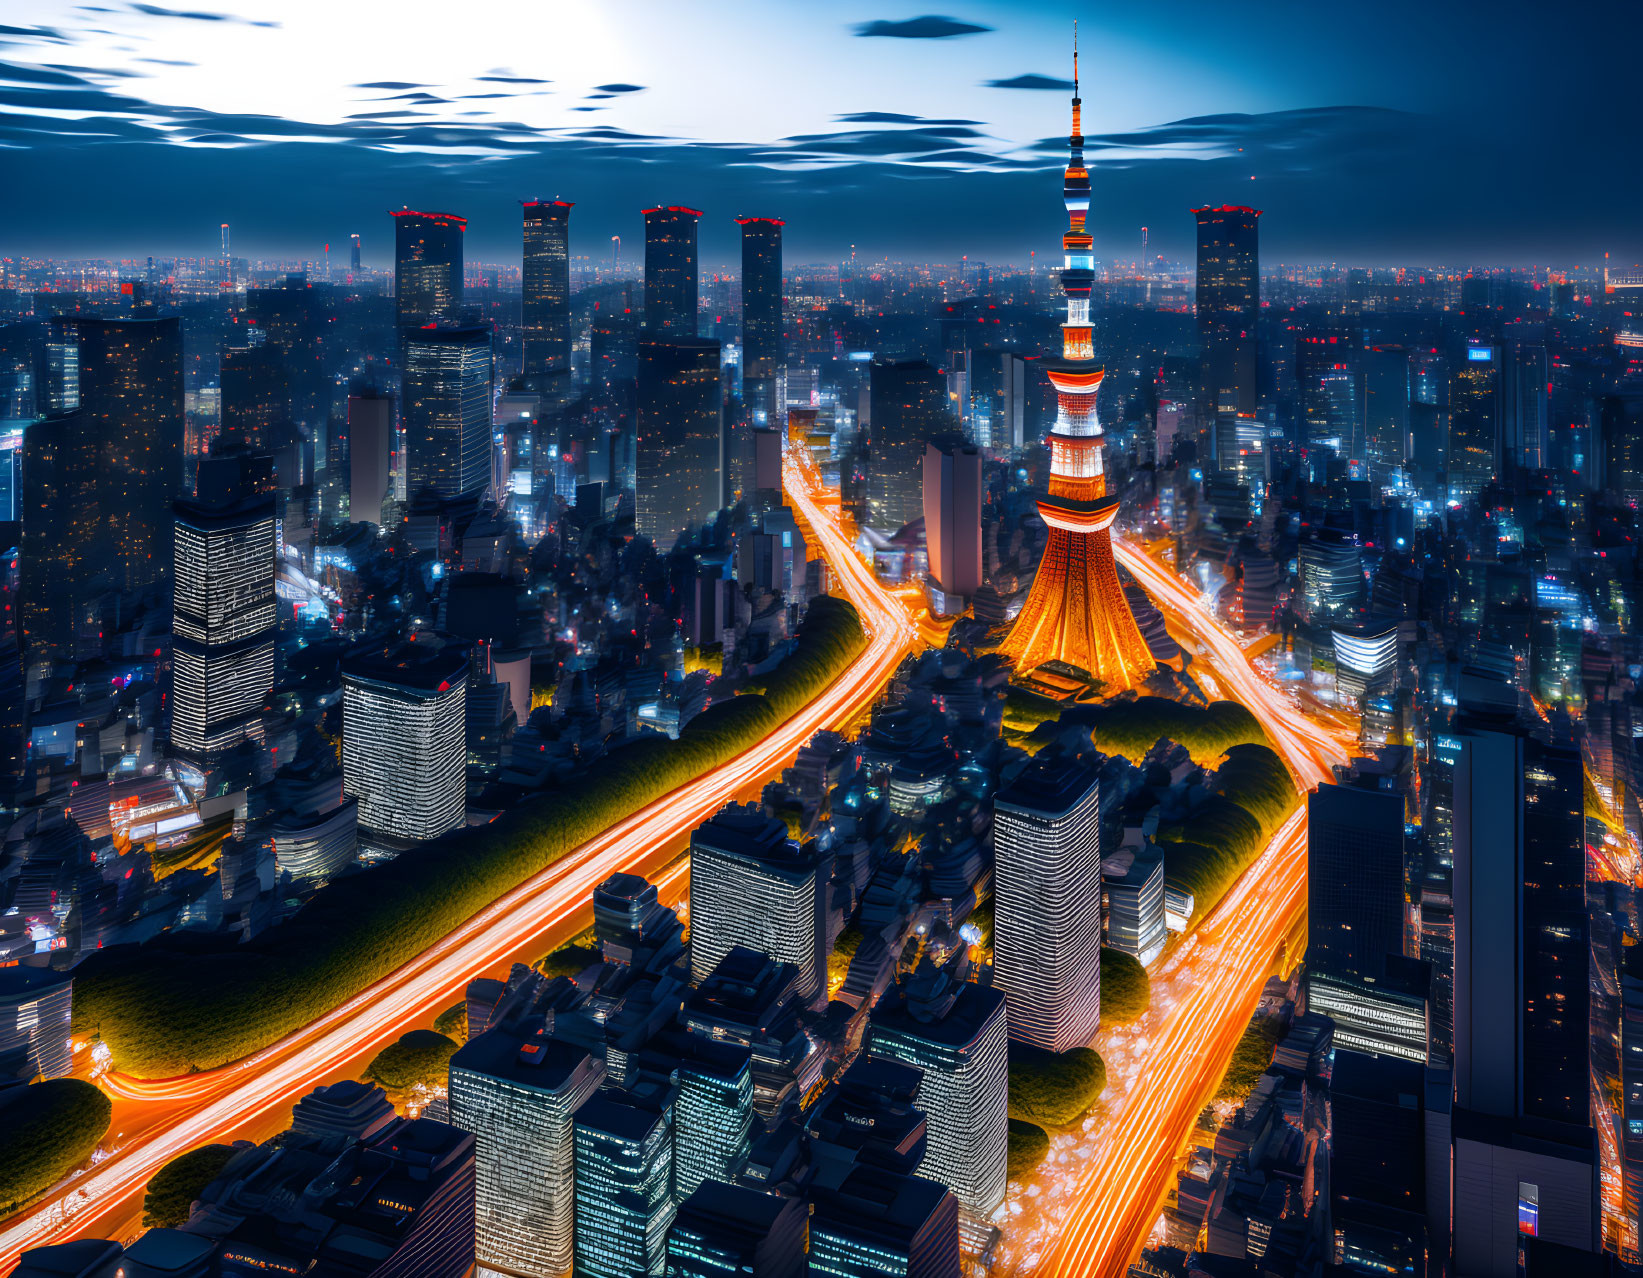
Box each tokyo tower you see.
[999,32,1155,692]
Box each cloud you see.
[128,4,279,26]
[0,24,70,42]
[852,15,991,38]
[594,82,645,93]
[136,56,197,65]
[0,60,93,86]
[1062,105,1416,162]
[985,73,1073,90]
[837,111,982,125]
[477,75,549,84]
[352,80,429,90]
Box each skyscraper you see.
[402,323,492,500]
[688,803,827,1003]
[1363,344,1412,482]
[170,495,277,759]
[1451,727,1597,1273]
[867,358,947,533]
[448,1026,605,1278]
[737,216,784,424]
[868,965,1009,1221]
[1193,203,1261,417]
[660,1033,754,1199]
[346,389,393,526]
[1448,341,1501,500]
[574,1091,677,1278]
[521,199,573,386]
[341,642,468,843]
[69,315,183,593]
[809,1166,961,1278]
[19,410,101,661]
[993,754,1103,1051]
[667,1180,807,1278]
[643,206,701,335]
[997,66,1153,691]
[635,337,723,551]
[922,438,982,611]
[349,233,362,273]
[219,343,286,449]
[391,208,465,330]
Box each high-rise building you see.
[1503,337,1549,471]
[993,754,1103,1050]
[643,206,701,335]
[170,495,277,759]
[391,209,465,330]
[402,324,492,500]
[635,337,723,551]
[655,1032,754,1199]
[667,1180,807,1278]
[19,410,102,661]
[341,642,468,843]
[1193,204,1261,417]
[809,1166,961,1278]
[448,1026,605,1278]
[738,217,784,424]
[1297,525,1365,622]
[1364,344,1412,481]
[574,1091,676,1278]
[346,390,393,526]
[349,233,362,273]
[866,358,947,533]
[71,315,183,593]
[1451,727,1597,1274]
[0,966,73,1081]
[997,71,1153,691]
[968,350,1028,454]
[922,439,982,612]
[1305,781,1427,1063]
[1448,341,1501,500]
[868,966,1009,1220]
[521,200,573,386]
[688,803,827,1003]
[219,343,286,450]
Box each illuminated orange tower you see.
[999,33,1154,691]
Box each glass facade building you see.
[402,324,493,500]
[573,1092,677,1278]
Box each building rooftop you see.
[995,754,1097,819]
[449,1024,595,1094]
[341,641,468,695]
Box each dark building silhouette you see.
[635,337,722,550]
[346,390,393,526]
[867,358,947,533]
[809,1165,960,1278]
[219,343,286,449]
[402,324,492,500]
[737,217,784,424]
[1194,204,1261,418]
[522,199,573,385]
[643,206,701,336]
[391,209,465,330]
[1448,341,1501,500]
[667,1180,807,1278]
[19,410,101,660]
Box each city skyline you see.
[2,1,1639,265]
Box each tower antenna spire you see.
[1073,19,1078,97]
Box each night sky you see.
[1,1,1637,268]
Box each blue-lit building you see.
[573,1091,676,1278]
[666,1180,807,1278]
[809,1165,960,1278]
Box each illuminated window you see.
[1517,1181,1539,1236]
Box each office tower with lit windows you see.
[643,206,701,335]
[19,410,101,661]
[688,803,827,1003]
[809,1166,961,1278]
[170,495,277,759]
[391,209,465,330]
[341,642,468,843]
[1451,728,1597,1274]
[1193,203,1261,417]
[219,343,286,449]
[574,1091,677,1278]
[1297,525,1365,622]
[1364,344,1412,481]
[449,1026,605,1278]
[402,323,492,499]
[738,217,784,424]
[0,965,74,1081]
[1448,341,1501,500]
[521,199,573,386]
[993,754,1102,1051]
[349,233,362,273]
[667,1180,807,1278]
[1305,780,1428,1063]
[71,315,183,593]
[868,965,1009,1221]
[922,438,982,613]
[997,66,1153,691]
[635,336,723,551]
[866,357,946,533]
[1503,337,1549,471]
[650,1032,754,1199]
[346,389,393,526]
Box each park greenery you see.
[1007,1118,1052,1178]
[1100,947,1151,1026]
[432,1001,467,1043]
[1157,743,1300,926]
[1011,696,1272,766]
[1216,1016,1286,1102]
[827,924,863,994]
[0,1079,112,1221]
[1008,1042,1107,1128]
[142,1144,239,1229]
[74,596,867,1077]
[362,1029,459,1101]
[534,942,602,982]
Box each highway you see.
[0,457,920,1271]
[1005,537,1353,1277]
